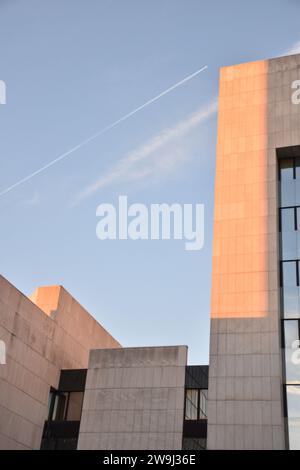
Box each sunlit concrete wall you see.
[208,54,300,449]
[0,275,120,449]
[78,346,187,450]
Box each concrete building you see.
[207,53,300,450]
[0,275,120,449]
[39,347,208,450]
[3,52,300,451]
[77,347,207,450]
[0,275,208,450]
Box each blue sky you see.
[0,0,299,364]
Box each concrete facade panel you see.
[78,346,187,450]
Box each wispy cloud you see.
[21,191,39,207]
[0,65,207,199]
[282,40,300,56]
[73,99,217,204]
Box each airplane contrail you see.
[0,65,207,197]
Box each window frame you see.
[184,388,208,421]
[280,260,299,287]
[48,389,84,422]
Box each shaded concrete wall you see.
[78,346,187,450]
[0,275,120,449]
[208,54,300,449]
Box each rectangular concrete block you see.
[79,346,187,450]
[208,54,291,450]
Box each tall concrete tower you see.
[208,53,300,449]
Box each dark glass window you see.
[281,182,296,207]
[279,159,296,207]
[281,232,297,260]
[285,320,300,348]
[279,158,294,181]
[296,158,300,205]
[66,392,84,421]
[282,286,300,319]
[52,393,68,421]
[284,320,300,383]
[185,388,207,420]
[41,370,87,451]
[47,389,55,417]
[281,208,296,232]
[182,437,206,450]
[199,389,208,419]
[185,389,198,420]
[280,208,300,261]
[297,208,300,230]
[281,209,296,260]
[48,390,84,422]
[296,157,300,178]
[279,155,300,449]
[281,262,300,318]
[282,261,298,287]
[286,385,300,449]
